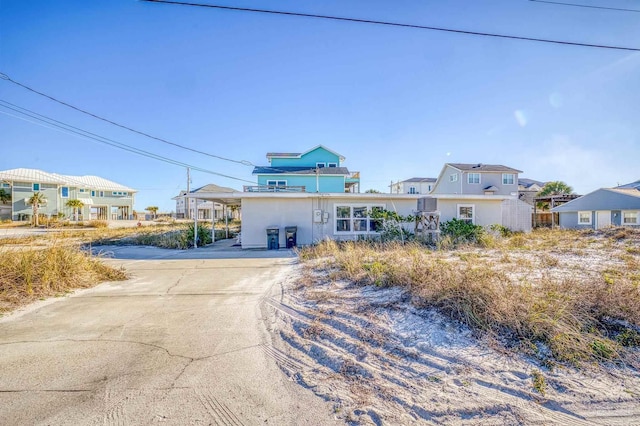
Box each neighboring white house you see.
[0,168,136,221]
[390,177,436,195]
[173,184,238,220]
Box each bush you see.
[440,218,485,245]
[87,220,108,228]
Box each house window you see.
[502,173,515,185]
[622,211,638,225]
[328,163,338,167]
[457,204,475,224]
[316,163,326,168]
[409,186,417,194]
[1,183,9,188]
[33,183,40,191]
[578,211,592,225]
[79,188,85,193]
[427,185,432,192]
[91,190,96,197]
[266,180,287,187]
[449,174,458,183]
[468,173,480,184]
[99,191,104,197]
[335,204,384,234]
[61,187,69,198]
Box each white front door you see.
[596,211,611,229]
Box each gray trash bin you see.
[285,226,297,248]
[266,227,279,250]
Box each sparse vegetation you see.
[0,244,127,313]
[298,228,640,367]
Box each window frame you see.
[409,186,417,194]
[457,204,475,224]
[622,210,639,225]
[578,211,592,225]
[316,162,326,168]
[266,180,287,187]
[467,173,481,184]
[91,190,96,197]
[327,162,338,168]
[502,173,515,185]
[449,174,458,183]
[60,187,69,198]
[334,204,385,234]
[33,183,40,191]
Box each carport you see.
[184,191,242,248]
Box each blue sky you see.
[1,0,639,212]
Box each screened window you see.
[335,204,384,234]
[468,173,480,184]
[61,187,69,198]
[457,204,475,224]
[578,211,591,225]
[622,211,638,225]
[502,173,515,185]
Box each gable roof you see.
[0,168,135,192]
[552,188,640,212]
[191,183,237,193]
[448,163,523,173]
[615,180,640,190]
[253,166,350,176]
[402,177,437,183]
[518,178,545,189]
[266,145,346,162]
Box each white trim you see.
[266,179,287,187]
[622,210,639,225]
[327,162,338,167]
[316,162,326,168]
[334,203,385,234]
[577,211,592,225]
[449,174,458,183]
[457,203,475,224]
[502,173,515,185]
[60,186,69,198]
[467,173,481,184]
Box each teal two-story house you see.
[248,145,360,193]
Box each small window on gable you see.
[578,211,592,225]
[61,187,69,198]
[327,163,338,167]
[502,173,515,185]
[450,174,458,183]
[468,173,480,184]
[316,163,326,168]
[33,183,40,191]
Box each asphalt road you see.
[0,246,337,425]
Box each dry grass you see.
[298,228,640,366]
[0,244,127,314]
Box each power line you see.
[0,99,257,184]
[0,72,254,166]
[141,0,640,52]
[529,0,640,13]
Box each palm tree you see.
[146,206,159,219]
[0,188,11,204]
[27,192,47,226]
[66,199,85,221]
[537,181,574,210]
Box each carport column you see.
[225,205,229,239]
[193,197,198,249]
[211,209,215,243]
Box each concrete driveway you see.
[0,246,337,425]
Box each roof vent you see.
[472,163,482,169]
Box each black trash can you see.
[285,226,297,248]
[266,227,279,250]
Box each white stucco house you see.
[187,151,532,249]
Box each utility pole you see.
[186,167,191,220]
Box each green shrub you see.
[440,218,485,245]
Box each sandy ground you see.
[265,247,640,425]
